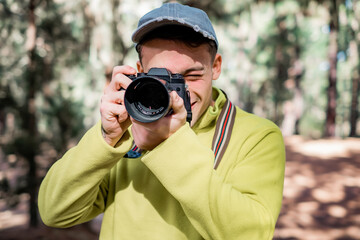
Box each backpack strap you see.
[212,99,236,169]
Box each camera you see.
[124,68,192,123]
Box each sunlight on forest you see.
[1,0,360,239]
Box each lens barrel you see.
[124,76,170,123]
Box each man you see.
[38,3,285,239]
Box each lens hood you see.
[124,76,170,123]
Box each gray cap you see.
[132,3,218,49]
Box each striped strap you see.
[124,142,143,158]
[212,99,236,169]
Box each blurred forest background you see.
[0,0,360,239]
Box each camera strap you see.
[124,144,143,158]
[212,98,236,170]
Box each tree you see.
[349,0,360,137]
[1,0,95,228]
[325,0,340,137]
[24,0,39,227]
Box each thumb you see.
[169,91,185,114]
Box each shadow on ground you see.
[0,136,359,239]
[274,136,360,240]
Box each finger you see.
[106,74,132,94]
[102,90,126,105]
[106,66,136,93]
[111,65,136,80]
[102,102,129,122]
[169,91,185,114]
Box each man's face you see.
[137,39,222,126]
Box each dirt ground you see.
[274,136,360,240]
[0,136,359,240]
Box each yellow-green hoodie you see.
[38,88,285,239]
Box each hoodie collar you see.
[192,87,227,131]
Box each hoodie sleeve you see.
[38,121,133,227]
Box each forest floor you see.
[0,136,359,240]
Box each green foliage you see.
[1,0,99,159]
[0,0,358,154]
[213,0,359,137]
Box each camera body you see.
[124,68,192,123]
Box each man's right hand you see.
[100,65,136,147]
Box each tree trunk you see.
[274,12,289,125]
[325,0,339,137]
[349,1,360,137]
[26,0,38,228]
[350,72,360,137]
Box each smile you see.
[191,102,196,109]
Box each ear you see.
[211,53,222,80]
[136,61,144,73]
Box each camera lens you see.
[124,77,170,123]
[135,81,168,112]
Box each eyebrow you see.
[181,66,205,75]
